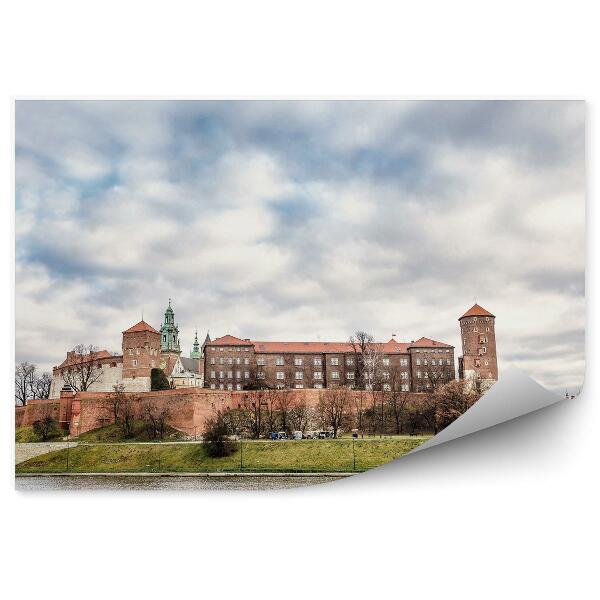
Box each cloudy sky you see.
[15,101,585,393]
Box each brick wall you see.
[16,387,430,438]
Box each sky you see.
[15,100,585,393]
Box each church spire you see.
[190,329,201,359]
[160,299,181,353]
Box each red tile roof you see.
[56,350,115,369]
[459,304,495,319]
[207,334,254,346]
[123,320,160,334]
[408,336,453,349]
[252,341,357,354]
[207,334,452,354]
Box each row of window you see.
[415,358,452,366]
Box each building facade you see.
[458,303,498,391]
[203,335,456,392]
[49,301,204,398]
[49,302,497,398]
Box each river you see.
[15,475,346,491]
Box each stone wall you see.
[16,387,428,438]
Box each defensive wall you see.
[15,387,427,437]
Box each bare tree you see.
[119,394,137,438]
[15,362,36,405]
[289,401,311,433]
[349,331,374,390]
[61,344,104,392]
[385,367,411,434]
[31,372,52,399]
[144,400,171,440]
[434,379,480,432]
[317,387,353,438]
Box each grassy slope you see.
[15,425,64,443]
[77,421,186,443]
[15,437,429,474]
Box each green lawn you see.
[15,425,64,443]
[77,421,186,443]
[15,437,429,474]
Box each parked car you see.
[269,431,279,440]
[292,430,303,440]
[277,431,288,440]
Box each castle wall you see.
[49,362,124,399]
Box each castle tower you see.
[160,299,181,353]
[122,320,161,392]
[159,300,182,377]
[190,330,201,359]
[458,304,498,391]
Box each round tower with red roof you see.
[458,303,498,389]
[121,320,161,392]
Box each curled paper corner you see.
[410,366,564,454]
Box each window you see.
[314,384,323,389]
[257,358,265,366]
[236,370,241,378]
[313,357,322,366]
[276,384,285,390]
[236,384,242,391]
[210,357,216,365]
[401,384,410,392]
[236,357,241,365]
[416,358,421,366]
[244,358,249,365]
[219,357,224,365]
[417,371,422,378]
[210,383,216,389]
[211,371,216,378]
[400,358,408,366]
[276,356,284,366]
[132,359,137,366]
[219,384,224,390]
[151,360,155,367]
[276,372,284,380]
[295,371,303,380]
[313,371,322,379]
[295,384,304,389]
[346,357,354,366]
[446,359,451,365]
[401,371,408,380]
[227,370,232,378]
[244,348,249,352]
[244,371,250,379]
[294,357,303,366]
[423,359,428,366]
[227,357,233,365]
[227,384,233,391]
[383,372,389,380]
[383,358,390,366]
[219,371,224,379]
[346,372,354,379]
[331,357,339,365]
[331,371,340,379]
[383,383,391,391]
[257,372,265,379]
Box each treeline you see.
[15,362,52,406]
[207,379,480,440]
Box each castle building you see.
[203,335,456,392]
[458,303,498,391]
[49,301,204,398]
[48,303,496,398]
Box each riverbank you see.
[15,474,347,491]
[16,437,428,474]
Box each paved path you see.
[15,442,77,464]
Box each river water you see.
[15,475,346,491]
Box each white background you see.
[1,2,597,599]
